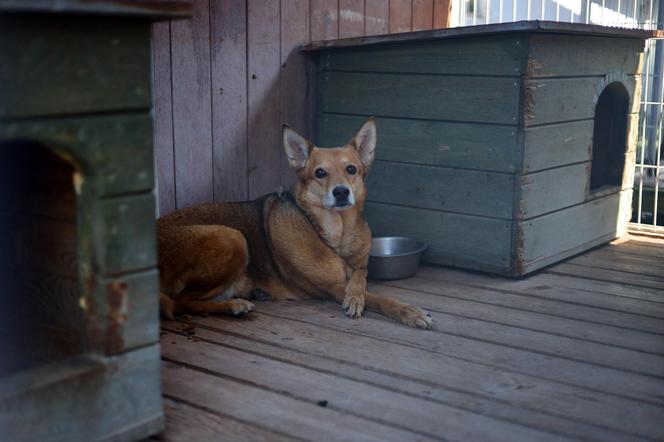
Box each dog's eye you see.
[315,168,327,179]
[346,165,357,175]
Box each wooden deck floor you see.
[156,235,664,442]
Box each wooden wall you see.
[152,0,451,215]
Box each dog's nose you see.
[333,186,350,199]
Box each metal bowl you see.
[367,237,428,280]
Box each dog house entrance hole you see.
[590,82,630,192]
[0,141,86,376]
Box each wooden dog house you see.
[308,21,657,276]
[0,1,189,440]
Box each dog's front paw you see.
[399,304,433,329]
[342,290,365,319]
[229,299,255,317]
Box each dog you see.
[158,118,432,329]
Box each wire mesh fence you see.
[450,0,664,234]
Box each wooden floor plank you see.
[161,333,568,442]
[415,266,664,314]
[368,284,664,377]
[257,302,664,405]
[159,398,296,442]
[169,313,664,441]
[549,262,664,290]
[376,279,664,354]
[568,247,664,278]
[160,322,637,442]
[162,360,440,442]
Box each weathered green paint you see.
[0,16,151,118]
[312,23,647,276]
[367,161,514,219]
[322,36,524,76]
[319,114,519,173]
[320,71,520,125]
[0,114,154,197]
[365,202,513,274]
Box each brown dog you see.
[158,118,432,329]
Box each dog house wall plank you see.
[0,115,155,197]
[364,202,513,273]
[522,120,594,173]
[170,0,214,208]
[321,36,524,76]
[0,17,151,119]
[98,194,157,276]
[321,72,520,124]
[0,344,163,442]
[319,113,519,172]
[517,189,633,274]
[367,161,515,219]
[526,35,645,78]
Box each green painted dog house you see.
[0,1,189,441]
[308,21,658,277]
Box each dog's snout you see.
[332,186,350,199]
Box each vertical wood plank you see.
[340,0,365,37]
[433,0,450,28]
[389,0,412,33]
[210,0,248,202]
[151,22,176,216]
[365,0,389,35]
[280,0,312,190]
[411,0,433,30]
[247,0,282,199]
[170,0,213,208]
[311,0,339,40]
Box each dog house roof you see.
[303,20,662,51]
[0,0,191,18]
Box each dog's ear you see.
[283,125,312,169]
[350,117,377,168]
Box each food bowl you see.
[367,237,428,280]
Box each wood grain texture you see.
[280,0,312,191]
[365,0,389,35]
[364,201,512,272]
[319,114,518,172]
[522,119,593,173]
[367,160,514,219]
[151,22,176,215]
[320,72,520,124]
[432,0,450,28]
[339,0,365,37]
[0,16,151,118]
[247,0,282,198]
[388,0,411,33]
[170,0,214,208]
[321,36,523,76]
[411,0,433,30]
[211,0,249,202]
[311,0,339,40]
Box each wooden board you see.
[339,0,364,37]
[365,0,389,35]
[367,161,514,219]
[518,190,632,273]
[0,345,163,442]
[412,0,434,31]
[170,0,214,208]
[247,0,282,199]
[0,16,151,118]
[319,113,519,172]
[321,36,524,76]
[389,0,412,33]
[99,194,157,275]
[527,35,645,77]
[364,202,512,272]
[211,0,249,202]
[311,0,339,41]
[151,22,176,215]
[0,114,155,197]
[521,119,593,173]
[433,0,450,28]
[519,162,590,219]
[320,72,520,125]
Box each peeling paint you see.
[106,280,129,353]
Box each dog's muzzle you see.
[331,185,353,209]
